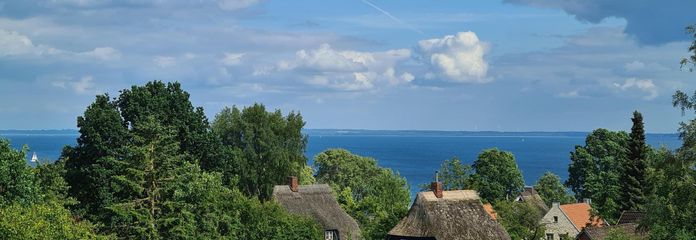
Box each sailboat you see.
[31,152,38,163]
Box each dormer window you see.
[325,229,339,240]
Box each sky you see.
[1,0,696,132]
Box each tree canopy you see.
[534,171,574,206]
[471,148,524,203]
[211,104,308,200]
[314,148,410,240]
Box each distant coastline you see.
[0,129,680,137]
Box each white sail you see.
[31,152,38,163]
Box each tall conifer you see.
[621,111,648,211]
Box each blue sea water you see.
[1,130,682,198]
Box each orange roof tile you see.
[483,203,497,221]
[559,203,603,231]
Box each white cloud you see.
[278,43,412,90]
[220,52,245,66]
[613,78,658,100]
[217,0,262,11]
[557,90,581,98]
[50,75,97,94]
[79,47,121,60]
[154,56,176,68]
[417,31,489,83]
[624,60,645,72]
[0,29,59,56]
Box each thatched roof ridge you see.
[272,184,362,240]
[517,187,549,213]
[387,190,511,240]
[580,223,646,239]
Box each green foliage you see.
[211,104,308,200]
[620,111,648,212]
[0,138,39,206]
[34,159,76,206]
[314,148,410,240]
[239,198,323,240]
[566,129,628,223]
[680,24,696,72]
[420,157,474,191]
[534,172,574,206]
[63,81,217,224]
[604,228,640,240]
[0,201,112,240]
[494,200,545,240]
[471,148,524,203]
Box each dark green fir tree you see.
[620,111,648,211]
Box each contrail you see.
[360,0,425,35]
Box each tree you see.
[471,148,524,203]
[0,201,112,240]
[34,159,76,206]
[620,111,648,212]
[534,172,574,206]
[314,149,410,240]
[211,104,308,200]
[421,157,474,191]
[0,138,39,206]
[63,81,219,224]
[680,24,696,71]
[494,200,545,240]
[566,129,627,223]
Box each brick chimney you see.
[583,198,592,205]
[430,182,443,198]
[288,176,298,192]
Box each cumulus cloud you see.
[79,47,121,60]
[51,75,98,94]
[613,78,658,100]
[0,29,59,56]
[624,60,645,72]
[416,31,489,83]
[153,56,176,68]
[504,0,696,45]
[278,43,413,90]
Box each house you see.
[540,200,604,240]
[386,182,511,240]
[617,211,645,225]
[515,186,549,213]
[272,177,362,240]
[576,223,646,240]
[576,210,647,240]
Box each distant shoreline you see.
[0,129,679,137]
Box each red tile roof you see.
[483,203,497,221]
[559,203,603,231]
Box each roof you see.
[579,223,646,240]
[387,190,511,240]
[516,187,549,213]
[483,203,497,221]
[559,203,604,231]
[272,184,362,240]
[617,211,645,224]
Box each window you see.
[553,216,558,223]
[325,230,339,240]
[546,233,554,240]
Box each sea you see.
[1,129,682,198]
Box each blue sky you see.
[1,0,696,132]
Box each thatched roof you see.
[387,190,511,240]
[516,187,549,213]
[272,184,362,240]
[578,223,646,240]
[617,211,645,225]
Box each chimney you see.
[431,182,443,198]
[583,198,592,205]
[552,202,560,207]
[288,176,298,192]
